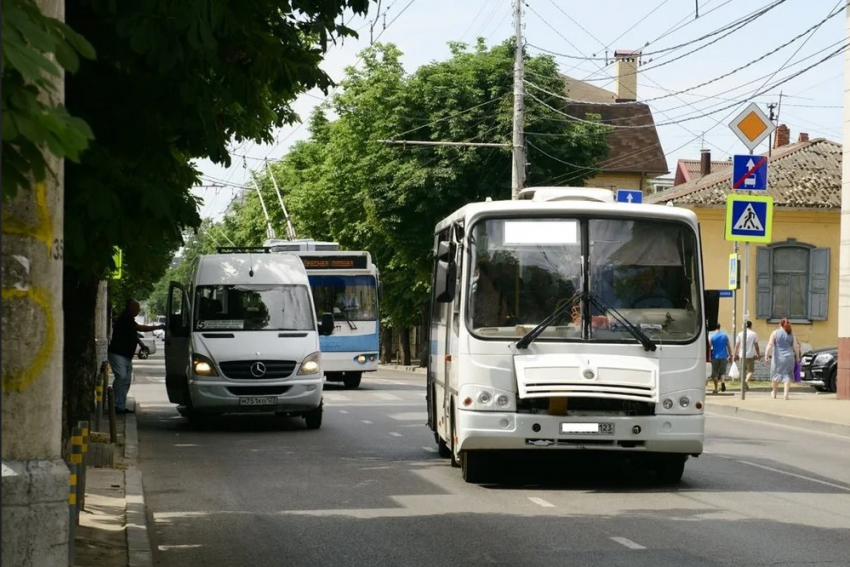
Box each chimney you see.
[774,124,790,148]
[614,50,639,102]
[700,149,711,177]
[798,132,810,143]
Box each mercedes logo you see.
[250,362,267,378]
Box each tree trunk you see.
[62,269,99,446]
[381,324,394,363]
[400,327,412,366]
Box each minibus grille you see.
[219,360,297,380]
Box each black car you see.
[799,346,838,393]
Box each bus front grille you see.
[521,383,655,402]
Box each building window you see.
[756,241,830,322]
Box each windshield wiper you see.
[335,308,357,330]
[515,290,583,350]
[586,292,657,352]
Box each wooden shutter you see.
[807,248,830,321]
[756,246,772,319]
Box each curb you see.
[378,364,426,374]
[706,403,850,438]
[124,398,153,567]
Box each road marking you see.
[528,497,555,508]
[737,460,850,492]
[422,447,437,453]
[375,392,402,401]
[339,410,349,414]
[611,537,646,550]
[174,444,198,447]
[361,420,373,425]
[389,432,402,437]
[158,544,202,551]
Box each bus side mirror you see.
[319,312,335,336]
[437,241,455,262]
[434,260,456,303]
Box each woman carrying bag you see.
[764,318,801,400]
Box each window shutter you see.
[807,248,830,320]
[756,246,771,319]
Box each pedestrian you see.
[764,318,801,400]
[733,320,761,386]
[709,323,733,394]
[107,299,165,413]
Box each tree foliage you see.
[217,39,611,332]
[1,0,95,199]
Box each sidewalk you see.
[73,396,151,567]
[706,390,850,437]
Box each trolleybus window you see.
[310,275,378,321]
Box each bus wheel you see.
[436,434,451,458]
[343,372,362,389]
[450,411,461,468]
[653,454,686,485]
[461,451,490,484]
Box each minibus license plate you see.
[239,396,278,406]
[560,422,614,435]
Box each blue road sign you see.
[616,189,643,204]
[728,253,739,290]
[718,290,734,298]
[725,195,773,243]
[732,154,768,191]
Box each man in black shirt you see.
[108,299,165,413]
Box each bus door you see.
[445,223,464,415]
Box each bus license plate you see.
[239,396,278,406]
[560,422,614,435]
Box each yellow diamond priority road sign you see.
[729,102,775,152]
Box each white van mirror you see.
[319,312,335,336]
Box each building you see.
[672,149,731,186]
[648,131,842,354]
[561,50,669,192]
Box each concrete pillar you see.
[94,280,109,366]
[1,0,70,564]
[839,0,850,399]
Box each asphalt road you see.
[131,344,850,567]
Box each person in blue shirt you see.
[709,323,733,394]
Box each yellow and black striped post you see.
[70,427,83,515]
[78,420,89,511]
[68,462,77,566]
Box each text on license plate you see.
[560,422,614,435]
[239,396,278,406]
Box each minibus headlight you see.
[298,352,321,375]
[193,354,218,377]
[477,391,492,405]
[679,396,690,408]
[496,394,510,407]
[662,398,674,410]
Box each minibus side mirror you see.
[319,312,336,336]
[434,260,456,303]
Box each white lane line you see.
[158,544,202,551]
[361,420,373,425]
[174,444,199,447]
[339,410,349,414]
[528,497,555,508]
[737,460,850,492]
[374,393,402,401]
[611,537,646,550]
[422,447,438,453]
[389,432,402,437]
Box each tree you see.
[223,39,611,364]
[60,0,374,436]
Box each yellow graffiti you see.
[0,182,53,255]
[1,288,55,393]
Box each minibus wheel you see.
[304,404,323,429]
[437,435,451,458]
[653,454,686,485]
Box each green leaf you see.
[3,40,61,82]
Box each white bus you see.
[427,187,707,484]
[264,239,381,389]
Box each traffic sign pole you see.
[741,242,750,400]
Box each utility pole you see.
[265,160,297,240]
[511,0,526,200]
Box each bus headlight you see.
[459,384,515,411]
[193,354,218,377]
[298,352,321,375]
[477,392,492,405]
[679,396,690,408]
[496,394,510,407]
[662,398,674,410]
[357,355,367,364]
[353,353,377,364]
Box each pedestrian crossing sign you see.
[725,194,773,243]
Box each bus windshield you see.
[194,284,315,331]
[309,275,378,321]
[467,217,701,343]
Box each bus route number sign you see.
[301,255,367,270]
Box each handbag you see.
[793,362,802,383]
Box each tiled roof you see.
[676,159,731,184]
[561,77,669,176]
[646,138,842,209]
